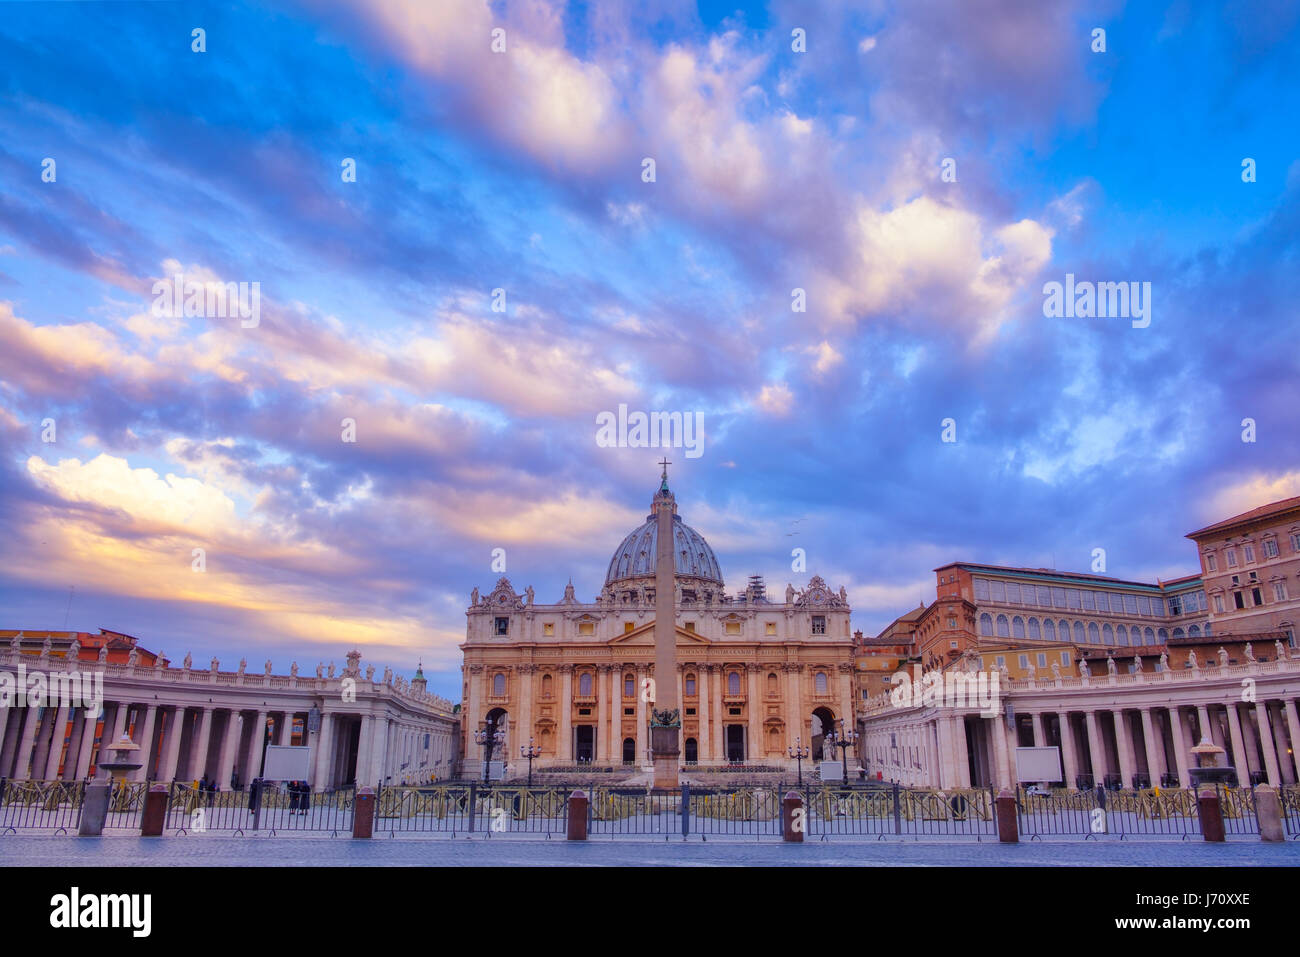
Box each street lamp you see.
[520,737,542,788]
[474,723,505,784]
[787,736,811,786]
[828,721,858,786]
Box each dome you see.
[604,482,723,589]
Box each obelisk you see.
[650,459,680,788]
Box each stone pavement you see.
[3,834,1298,866]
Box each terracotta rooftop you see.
[1186,495,1300,539]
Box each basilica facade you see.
[460,479,855,778]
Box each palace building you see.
[855,496,1300,791]
[460,473,855,779]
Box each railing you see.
[162,782,356,834]
[372,784,568,836]
[0,778,146,833]
[1014,785,1288,839]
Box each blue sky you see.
[1,0,1298,700]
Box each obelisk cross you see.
[659,457,671,480]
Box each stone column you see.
[696,664,711,764]
[746,664,761,761]
[243,710,267,781]
[112,702,131,742]
[129,705,159,781]
[1225,704,1251,782]
[634,664,647,765]
[951,714,971,787]
[1269,702,1295,785]
[0,705,10,775]
[188,707,213,781]
[712,666,725,761]
[1114,711,1137,788]
[596,665,609,766]
[1084,711,1106,786]
[1283,698,1300,784]
[1168,707,1191,788]
[990,715,1012,789]
[158,708,184,782]
[42,705,71,781]
[313,713,334,788]
[1255,700,1282,786]
[61,710,85,781]
[558,665,574,763]
[216,710,242,789]
[13,706,42,780]
[1195,705,1213,745]
[278,712,294,746]
[1058,713,1079,789]
[1138,709,1161,787]
[29,708,53,779]
[356,714,373,786]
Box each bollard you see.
[995,788,1018,843]
[140,784,169,836]
[1197,788,1224,842]
[782,790,804,842]
[1255,784,1284,843]
[567,790,589,841]
[353,786,375,839]
[78,781,110,837]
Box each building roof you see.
[604,482,723,589]
[1186,495,1300,539]
[937,562,1199,593]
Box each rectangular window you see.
[1244,544,1256,563]
[1060,651,1070,665]
[1167,595,1182,616]
[1123,595,1138,614]
[1252,588,1264,606]
[685,621,696,633]
[1081,590,1096,611]
[726,621,742,635]
[1037,653,1047,667]
[1226,549,1238,567]
[1036,586,1051,606]
[1290,534,1300,553]
[1213,595,1225,613]
[1273,583,1287,602]
[1005,582,1020,602]
[1095,593,1110,613]
[1052,587,1067,608]
[974,578,990,600]
[765,622,776,636]
[991,581,1006,601]
[1067,589,1081,609]
[1234,592,1245,610]
[1205,553,1218,572]
[811,616,826,634]
[494,617,509,635]
[994,656,1006,668]
[578,622,595,635]
[624,621,634,633]
[1138,596,1151,616]
[1263,539,1279,559]
[1018,654,1029,668]
[949,639,959,649]
[543,622,555,636]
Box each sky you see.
[1,1,1298,701]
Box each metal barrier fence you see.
[0,778,148,833]
[1014,785,1300,839]
[373,784,569,836]
[163,782,356,835]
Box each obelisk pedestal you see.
[650,466,680,789]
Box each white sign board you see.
[487,761,504,781]
[819,761,844,782]
[262,745,312,781]
[1015,746,1063,783]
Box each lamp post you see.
[520,737,542,788]
[474,724,505,784]
[788,737,811,786]
[829,721,858,786]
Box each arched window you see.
[815,671,828,694]
[622,738,635,764]
[1044,619,1057,641]
[1012,616,1025,638]
[1117,625,1129,646]
[1188,625,1201,637]
[1088,622,1100,644]
[579,672,593,696]
[996,615,1010,638]
[1073,621,1085,644]
[624,674,634,696]
[728,671,741,695]
[1058,620,1069,638]
[1157,628,1168,643]
[1028,618,1041,639]
[1144,627,1155,644]
[685,673,696,696]
[980,613,993,636]
[767,672,777,694]
[492,673,506,696]
[541,674,553,698]
[684,738,698,764]
[1172,628,1185,640]
[1102,624,1114,644]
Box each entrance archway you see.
[811,707,836,762]
[575,725,595,763]
[483,708,508,776]
[726,726,745,762]
[684,737,698,764]
[622,737,635,765]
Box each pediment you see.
[607,620,711,645]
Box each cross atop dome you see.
[658,457,671,491]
